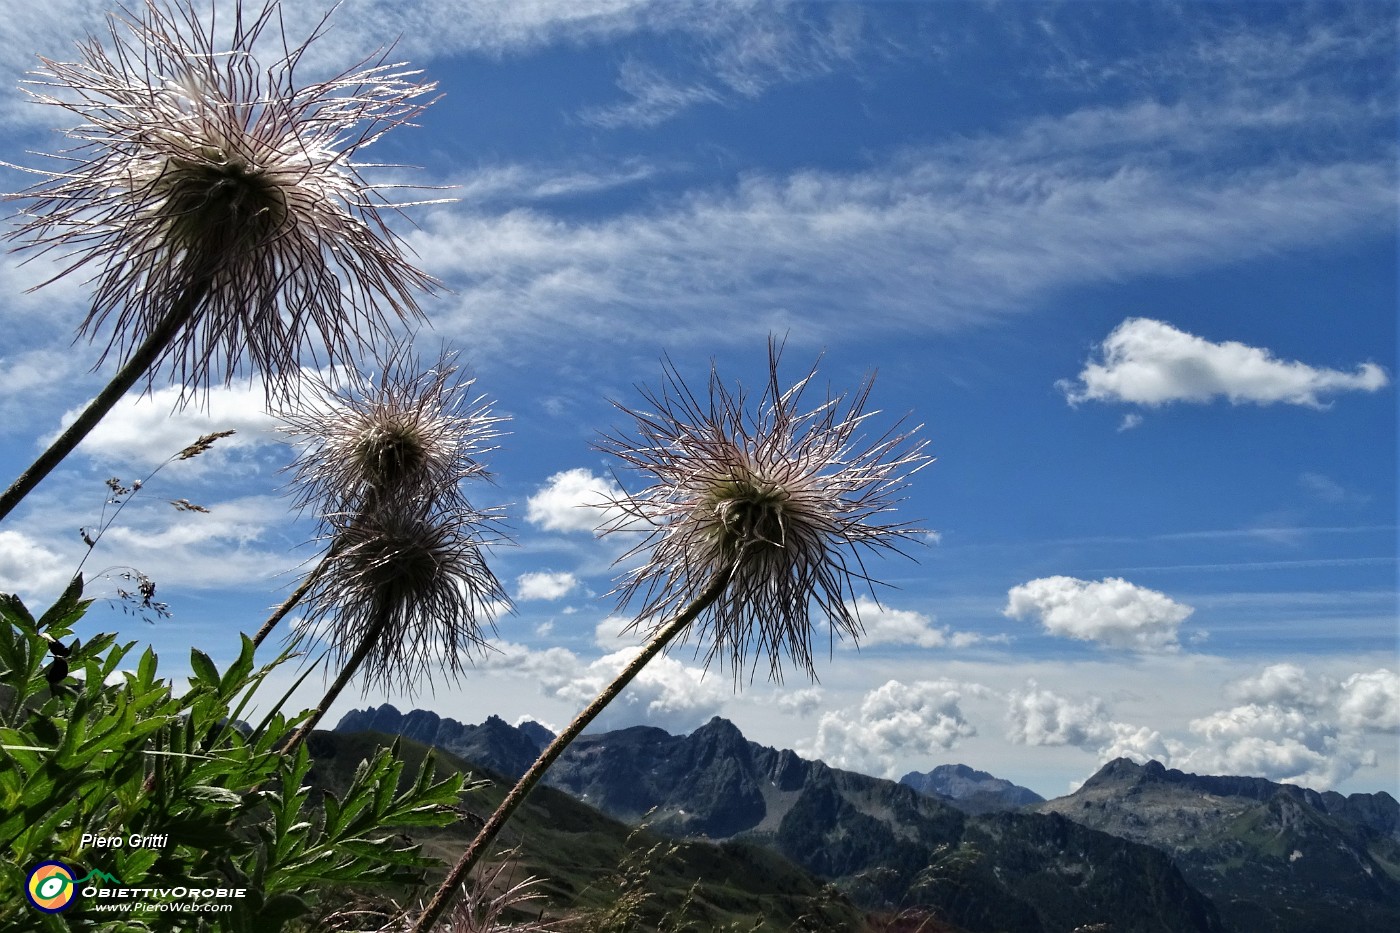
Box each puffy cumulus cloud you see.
[776,686,824,718]
[848,597,946,648]
[1336,669,1400,733]
[525,468,626,533]
[1005,682,1113,748]
[593,614,644,647]
[482,639,726,735]
[807,679,978,778]
[49,381,280,469]
[515,570,578,601]
[0,529,73,604]
[1183,701,1373,789]
[1058,318,1389,410]
[1004,575,1192,652]
[1000,667,1393,790]
[1025,663,1400,790]
[1227,662,1320,707]
[845,597,995,650]
[548,648,727,735]
[1005,682,1187,768]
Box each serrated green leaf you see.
[1,591,36,628]
[188,783,243,807]
[37,574,85,632]
[189,648,219,687]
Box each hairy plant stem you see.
[283,603,393,755]
[409,567,734,933]
[0,275,212,524]
[251,552,333,649]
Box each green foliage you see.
[0,578,469,933]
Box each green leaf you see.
[37,574,85,632]
[0,591,36,628]
[187,783,243,808]
[29,716,60,747]
[220,634,256,696]
[189,648,219,687]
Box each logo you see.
[26,862,77,913]
[24,863,123,913]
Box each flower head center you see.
[353,419,428,492]
[157,156,288,258]
[711,476,791,552]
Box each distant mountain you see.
[372,712,1220,932]
[901,763,1045,814]
[309,728,864,931]
[1033,758,1400,933]
[341,707,1397,931]
[334,705,552,780]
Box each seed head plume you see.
[300,500,507,696]
[3,0,442,399]
[279,341,508,692]
[598,337,931,682]
[281,344,504,520]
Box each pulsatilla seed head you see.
[598,337,931,683]
[3,0,443,400]
[281,343,504,520]
[298,500,508,697]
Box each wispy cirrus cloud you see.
[413,154,1392,352]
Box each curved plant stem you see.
[283,604,392,755]
[409,567,733,933]
[0,276,211,524]
[251,552,333,649]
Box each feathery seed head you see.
[300,500,508,696]
[600,338,930,683]
[281,343,505,519]
[4,0,442,398]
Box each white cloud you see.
[1058,318,1389,410]
[1005,682,1113,748]
[1117,413,1143,432]
[1183,702,1372,789]
[421,155,1391,355]
[46,382,281,469]
[515,570,578,601]
[476,637,726,735]
[578,5,863,128]
[92,494,299,590]
[846,596,991,649]
[849,597,947,648]
[1004,575,1193,652]
[1006,663,1396,791]
[1227,662,1320,707]
[806,678,978,778]
[0,529,73,605]
[593,614,643,647]
[548,647,727,735]
[451,160,662,205]
[525,468,625,533]
[1337,669,1400,732]
[775,685,823,718]
[1298,471,1369,505]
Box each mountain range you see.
[335,704,1399,932]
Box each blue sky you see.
[0,0,1394,798]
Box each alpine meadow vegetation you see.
[0,2,928,931]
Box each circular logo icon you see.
[26,861,78,913]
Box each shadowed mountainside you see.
[1031,757,1400,933]
[337,707,1224,932]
